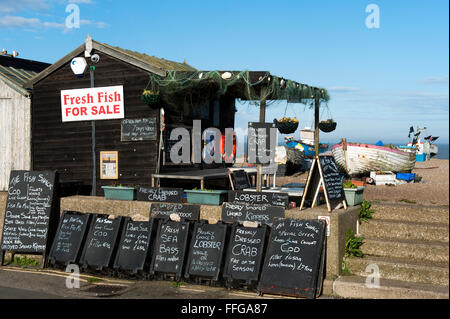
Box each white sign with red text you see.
[60,85,124,122]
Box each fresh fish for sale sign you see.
[60,85,124,122]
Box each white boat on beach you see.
[331,141,416,175]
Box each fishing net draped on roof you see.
[146,70,330,106]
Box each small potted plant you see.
[141,89,160,106]
[273,117,299,134]
[342,181,365,206]
[318,118,337,133]
[184,188,228,205]
[101,183,136,201]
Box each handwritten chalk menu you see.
[48,212,92,265]
[150,220,190,278]
[137,187,183,203]
[150,203,200,221]
[185,222,228,281]
[80,215,124,270]
[113,218,155,273]
[319,155,345,201]
[221,202,284,226]
[1,171,58,254]
[258,218,326,299]
[223,224,268,283]
[231,170,251,190]
[247,122,277,164]
[228,190,289,208]
[121,117,157,141]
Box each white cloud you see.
[327,86,360,93]
[0,0,48,13]
[423,75,449,85]
[0,15,65,29]
[68,0,92,3]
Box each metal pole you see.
[90,66,96,196]
[314,94,320,156]
[257,88,267,192]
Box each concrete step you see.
[344,255,449,286]
[332,275,449,299]
[371,203,449,224]
[362,237,449,263]
[359,219,449,243]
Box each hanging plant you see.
[319,118,337,133]
[318,101,336,133]
[274,117,299,134]
[141,89,160,106]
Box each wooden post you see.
[257,87,267,192]
[314,93,320,156]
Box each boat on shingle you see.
[331,141,416,175]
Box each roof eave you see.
[24,39,168,88]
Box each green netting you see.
[144,70,329,108]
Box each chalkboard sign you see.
[150,203,200,221]
[300,155,346,212]
[228,190,289,208]
[319,155,345,201]
[230,170,251,190]
[223,224,268,284]
[247,122,277,164]
[150,220,190,279]
[1,171,58,256]
[113,218,155,273]
[137,187,183,203]
[48,211,92,266]
[80,215,124,270]
[221,202,284,226]
[258,218,326,299]
[121,117,157,141]
[185,221,228,281]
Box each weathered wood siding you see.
[0,81,31,190]
[32,50,159,194]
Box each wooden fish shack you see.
[25,36,329,195]
[0,53,49,190]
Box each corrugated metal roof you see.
[0,55,50,96]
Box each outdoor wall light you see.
[70,57,88,76]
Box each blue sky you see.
[1,0,448,144]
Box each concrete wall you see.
[59,195,359,278]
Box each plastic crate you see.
[370,171,396,185]
[416,153,427,162]
[396,173,415,182]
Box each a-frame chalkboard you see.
[299,155,347,212]
[113,217,156,274]
[79,214,124,271]
[223,223,268,287]
[1,170,59,267]
[149,219,191,280]
[257,218,327,299]
[48,211,92,266]
[184,221,228,282]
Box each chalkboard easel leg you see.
[0,250,5,266]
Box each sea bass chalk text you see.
[60,85,124,122]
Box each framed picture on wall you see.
[100,151,118,179]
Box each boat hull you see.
[331,143,416,175]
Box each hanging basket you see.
[318,121,337,133]
[274,118,299,134]
[141,90,160,107]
